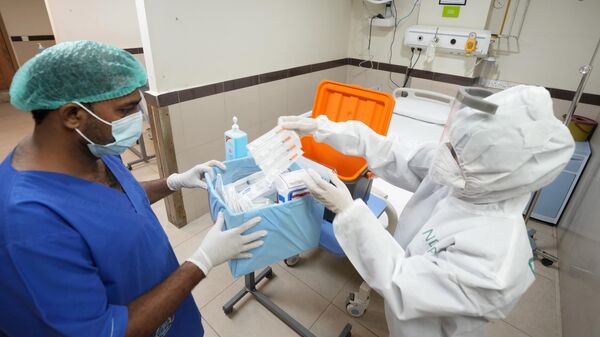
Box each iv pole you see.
[526,37,600,265]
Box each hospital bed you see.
[288,88,454,317]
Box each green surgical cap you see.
[10,40,147,112]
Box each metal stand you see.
[127,133,156,170]
[525,37,600,266]
[222,267,352,337]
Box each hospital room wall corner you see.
[146,66,348,226]
[146,104,187,227]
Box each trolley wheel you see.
[541,258,554,267]
[265,269,275,279]
[223,306,233,315]
[346,302,367,318]
[284,255,300,267]
[338,323,352,337]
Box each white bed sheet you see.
[372,113,445,215]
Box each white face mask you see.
[73,102,143,157]
[429,143,466,190]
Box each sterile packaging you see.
[206,156,324,278]
[247,126,303,180]
[275,170,310,203]
[214,171,276,213]
[296,156,333,180]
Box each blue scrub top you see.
[0,152,203,337]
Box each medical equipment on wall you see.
[488,0,531,43]
[247,125,303,181]
[404,25,492,57]
[364,0,420,28]
[224,116,248,160]
[372,3,395,28]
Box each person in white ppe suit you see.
[279,85,574,337]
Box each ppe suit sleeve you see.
[5,204,128,337]
[333,200,507,320]
[314,117,436,192]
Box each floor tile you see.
[179,211,216,236]
[504,275,560,337]
[332,273,389,337]
[152,201,194,247]
[527,219,557,239]
[533,259,559,282]
[201,264,329,337]
[310,304,377,337]
[120,125,156,170]
[130,163,160,181]
[152,199,214,241]
[202,318,220,337]
[485,320,531,337]
[174,228,237,309]
[279,248,357,302]
[527,220,559,278]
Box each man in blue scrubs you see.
[0,41,266,337]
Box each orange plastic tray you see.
[301,81,395,181]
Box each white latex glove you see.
[166,160,226,191]
[278,116,319,136]
[187,212,267,275]
[302,169,354,214]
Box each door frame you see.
[0,11,19,85]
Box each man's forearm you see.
[140,178,174,204]
[125,262,205,337]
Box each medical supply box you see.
[301,81,395,221]
[275,170,310,203]
[206,156,324,278]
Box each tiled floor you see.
[1,103,563,337]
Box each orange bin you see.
[301,81,395,182]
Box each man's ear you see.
[58,103,86,130]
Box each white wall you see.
[418,0,491,29]
[44,0,142,48]
[0,0,55,65]
[348,0,600,95]
[557,130,600,337]
[347,0,491,78]
[135,0,352,93]
[348,0,419,75]
[490,0,600,95]
[0,0,53,36]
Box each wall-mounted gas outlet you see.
[404,25,491,57]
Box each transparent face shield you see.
[441,87,499,144]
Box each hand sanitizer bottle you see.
[224,116,248,160]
